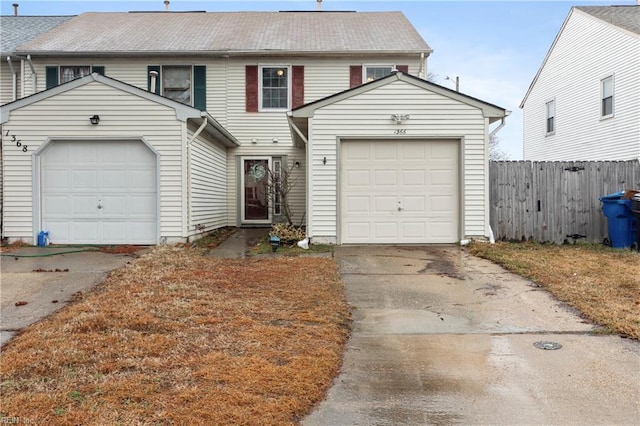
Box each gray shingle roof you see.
[1,15,74,55]
[15,11,431,55]
[575,5,640,35]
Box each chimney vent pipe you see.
[13,3,18,16]
[164,1,169,11]
[317,0,322,11]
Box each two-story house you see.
[1,10,507,245]
[520,5,640,161]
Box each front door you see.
[242,158,271,223]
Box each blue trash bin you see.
[599,192,637,249]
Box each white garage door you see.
[41,140,157,244]
[341,140,459,244]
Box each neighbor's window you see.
[601,75,613,118]
[546,100,555,134]
[261,66,289,110]
[163,66,191,104]
[61,66,91,83]
[365,66,394,83]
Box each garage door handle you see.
[97,203,103,209]
[398,207,403,211]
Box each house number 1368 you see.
[5,130,28,152]
[394,129,407,135]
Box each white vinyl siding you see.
[1,81,185,243]
[18,56,422,228]
[188,124,229,237]
[523,9,640,160]
[306,79,489,243]
[0,60,20,105]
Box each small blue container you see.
[37,230,49,246]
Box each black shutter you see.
[147,65,161,94]
[45,66,59,89]
[193,65,206,110]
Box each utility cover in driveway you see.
[340,139,459,243]
[40,140,157,244]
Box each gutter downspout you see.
[185,116,209,238]
[26,55,36,94]
[7,57,17,101]
[489,114,509,139]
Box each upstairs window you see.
[162,66,191,104]
[260,66,290,110]
[601,75,614,118]
[45,65,105,89]
[545,99,555,134]
[61,66,91,83]
[365,65,394,83]
[147,65,206,110]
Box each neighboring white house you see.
[1,10,507,245]
[520,5,640,161]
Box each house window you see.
[61,66,91,83]
[163,66,191,104]
[365,65,394,83]
[601,75,613,118]
[272,159,282,215]
[545,100,555,134]
[260,66,290,110]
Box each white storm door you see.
[40,140,157,244]
[341,140,459,244]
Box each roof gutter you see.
[15,49,431,58]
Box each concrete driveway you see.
[304,245,640,425]
[1,246,143,346]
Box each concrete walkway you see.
[304,245,640,425]
[207,228,269,258]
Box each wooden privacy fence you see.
[489,160,640,244]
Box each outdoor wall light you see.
[269,235,281,252]
[272,138,279,143]
[390,114,410,124]
[323,157,327,165]
[294,161,300,168]
[89,115,100,125]
[251,138,258,144]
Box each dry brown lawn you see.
[0,246,350,425]
[469,242,639,339]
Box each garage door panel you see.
[374,222,397,238]
[341,140,459,244]
[43,195,71,215]
[41,141,157,244]
[129,196,156,216]
[374,170,397,187]
[346,196,370,213]
[374,144,397,161]
[101,169,128,190]
[402,170,425,186]
[374,196,398,212]
[42,170,69,190]
[72,195,100,215]
[131,169,156,189]
[346,170,370,186]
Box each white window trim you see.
[363,64,395,83]
[545,98,556,136]
[600,74,614,120]
[258,64,291,112]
